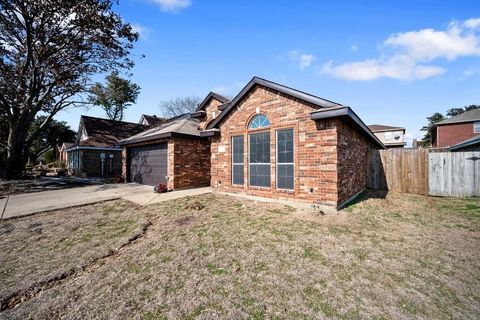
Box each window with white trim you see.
[474,121,480,133]
[276,129,294,190]
[249,131,270,187]
[232,136,244,185]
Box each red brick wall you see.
[336,122,372,206]
[199,98,223,130]
[210,85,343,207]
[172,137,211,189]
[436,122,478,147]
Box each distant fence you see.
[369,149,480,197]
[429,152,480,197]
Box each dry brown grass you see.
[0,192,479,319]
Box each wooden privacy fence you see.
[429,152,480,197]
[368,149,480,197]
[369,149,429,194]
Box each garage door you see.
[128,144,168,186]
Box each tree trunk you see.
[4,125,29,179]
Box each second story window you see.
[474,121,480,133]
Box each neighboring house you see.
[448,135,480,152]
[57,142,73,163]
[139,114,166,127]
[119,77,384,209]
[368,125,406,148]
[67,116,147,177]
[431,109,480,148]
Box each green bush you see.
[44,149,55,164]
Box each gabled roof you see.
[435,109,480,126]
[368,124,405,133]
[448,134,480,151]
[195,92,230,112]
[119,117,204,145]
[207,76,343,129]
[77,116,148,147]
[139,114,167,127]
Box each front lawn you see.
[1,192,479,319]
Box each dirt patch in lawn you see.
[1,192,479,319]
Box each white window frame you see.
[248,131,271,188]
[474,121,480,133]
[276,129,294,191]
[231,135,244,185]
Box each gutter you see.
[200,129,220,137]
[118,132,207,146]
[310,106,385,149]
[66,146,122,152]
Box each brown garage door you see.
[128,143,168,186]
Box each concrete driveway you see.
[1,183,211,220]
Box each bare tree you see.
[159,96,201,118]
[0,0,137,178]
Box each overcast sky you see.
[57,0,480,146]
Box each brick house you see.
[201,77,384,208]
[431,109,480,148]
[114,77,381,209]
[66,116,147,177]
[367,124,406,148]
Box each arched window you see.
[248,114,271,129]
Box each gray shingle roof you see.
[436,109,480,125]
[196,92,230,112]
[119,117,202,145]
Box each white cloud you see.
[465,18,480,30]
[322,56,445,81]
[150,0,191,12]
[131,23,152,40]
[350,44,359,52]
[288,50,316,70]
[322,18,480,81]
[384,23,480,60]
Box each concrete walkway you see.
[1,184,211,220]
[122,187,211,206]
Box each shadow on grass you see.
[342,189,388,211]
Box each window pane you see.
[232,136,244,185]
[249,132,270,163]
[277,164,294,189]
[232,136,243,164]
[249,164,270,187]
[277,129,294,190]
[249,132,271,187]
[475,121,480,133]
[233,164,244,185]
[277,129,294,164]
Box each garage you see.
[128,143,168,186]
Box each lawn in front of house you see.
[1,192,479,319]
